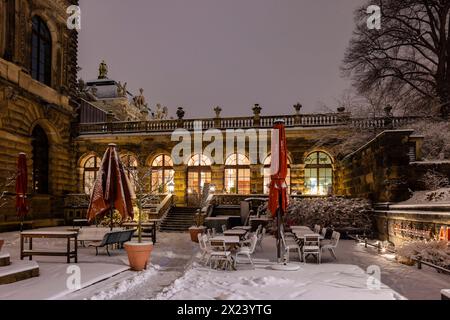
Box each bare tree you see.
[343,0,450,118]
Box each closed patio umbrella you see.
[87,144,135,230]
[268,120,288,263]
[16,153,29,231]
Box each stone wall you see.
[337,130,422,203]
[407,161,450,191]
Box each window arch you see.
[150,154,174,193]
[224,154,250,194]
[31,16,52,86]
[32,125,49,194]
[304,151,333,195]
[187,154,211,203]
[83,156,101,194]
[263,155,291,194]
[120,153,139,188]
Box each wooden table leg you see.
[29,237,33,261]
[67,237,70,263]
[20,234,24,260]
[74,235,78,263]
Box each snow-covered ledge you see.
[442,289,450,300]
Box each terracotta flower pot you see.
[0,239,4,251]
[124,241,153,271]
[189,226,206,243]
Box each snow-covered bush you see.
[406,120,450,160]
[283,196,373,233]
[420,170,450,191]
[396,240,450,269]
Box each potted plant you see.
[188,183,210,242]
[123,166,158,271]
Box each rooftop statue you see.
[153,104,168,120]
[98,60,108,79]
[117,81,127,97]
[133,88,148,110]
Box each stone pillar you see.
[173,165,187,205]
[211,165,224,193]
[250,164,264,194]
[290,164,304,195]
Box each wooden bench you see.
[88,229,136,256]
[20,231,78,263]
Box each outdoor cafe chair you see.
[209,239,233,270]
[198,234,211,265]
[321,227,327,239]
[303,234,321,264]
[221,225,227,233]
[314,224,321,234]
[234,234,258,268]
[281,230,302,263]
[256,227,266,251]
[321,231,340,260]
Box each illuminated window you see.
[187,154,212,200]
[31,16,52,86]
[150,154,174,193]
[304,151,333,195]
[224,154,250,194]
[120,154,139,188]
[83,156,101,194]
[263,156,291,194]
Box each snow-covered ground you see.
[155,263,404,300]
[1,227,449,300]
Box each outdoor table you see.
[20,231,78,263]
[209,236,240,246]
[72,219,89,229]
[232,226,252,231]
[292,230,324,240]
[223,229,248,239]
[122,220,160,244]
[249,216,272,232]
[290,226,312,231]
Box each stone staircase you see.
[159,207,198,232]
[0,239,39,285]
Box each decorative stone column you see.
[252,104,262,127]
[173,164,187,205]
[250,164,264,194]
[211,165,224,194]
[289,164,305,195]
[214,106,222,128]
[293,103,302,125]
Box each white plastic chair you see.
[314,224,321,234]
[321,231,340,260]
[209,239,233,270]
[221,225,227,233]
[321,227,327,238]
[281,230,302,262]
[303,234,321,264]
[256,227,266,251]
[234,234,258,268]
[198,233,210,265]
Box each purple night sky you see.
[78,0,364,118]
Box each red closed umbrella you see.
[87,144,135,230]
[16,153,29,231]
[268,120,288,262]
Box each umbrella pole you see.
[110,199,114,231]
[277,192,283,264]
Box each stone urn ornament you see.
[214,106,222,118]
[176,107,185,120]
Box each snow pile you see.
[406,120,450,160]
[155,264,404,300]
[403,188,450,204]
[284,197,372,234]
[89,265,161,300]
[397,241,450,269]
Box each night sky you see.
[78,0,364,118]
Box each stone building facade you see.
[0,0,79,230]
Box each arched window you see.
[187,154,211,203]
[304,151,333,195]
[263,156,291,194]
[224,154,250,194]
[83,156,101,194]
[150,154,174,193]
[32,125,49,194]
[31,16,52,86]
[120,154,138,188]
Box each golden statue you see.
[98,60,108,79]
